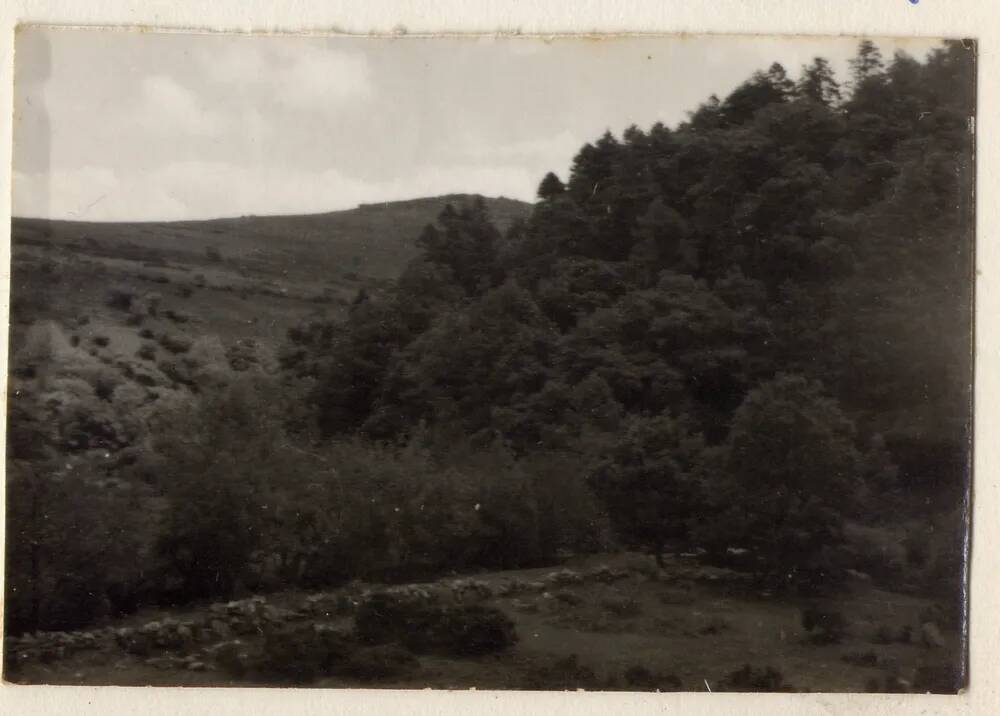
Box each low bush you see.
[92,335,111,348]
[164,309,191,324]
[354,593,517,656]
[139,328,155,339]
[600,596,642,618]
[842,523,908,587]
[226,339,260,372]
[136,343,157,362]
[520,654,599,690]
[337,644,419,682]
[250,623,354,684]
[698,615,732,635]
[210,639,257,678]
[871,624,895,645]
[623,664,682,691]
[841,650,878,667]
[158,333,193,354]
[93,372,118,402]
[913,663,964,693]
[658,586,695,605]
[554,591,583,606]
[721,664,791,692]
[801,608,848,645]
[107,288,134,311]
[919,602,962,632]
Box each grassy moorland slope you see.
[13,193,530,282]
[9,194,532,354]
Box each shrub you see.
[841,650,878,667]
[133,372,158,387]
[92,335,110,347]
[337,644,418,682]
[842,523,908,586]
[158,360,194,388]
[519,654,599,691]
[623,664,682,691]
[354,594,517,656]
[871,624,895,645]
[94,372,118,402]
[919,602,962,632]
[164,309,191,324]
[600,596,642,618]
[226,339,260,372]
[721,664,790,692]
[178,286,194,298]
[554,591,583,606]
[107,288,134,311]
[4,464,149,635]
[698,615,732,635]
[136,343,157,361]
[139,328,155,339]
[250,623,354,684]
[913,663,964,693]
[210,640,257,678]
[158,333,193,354]
[801,608,848,645]
[904,531,931,567]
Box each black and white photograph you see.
[2,28,975,693]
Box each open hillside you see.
[9,194,532,354]
[13,193,530,281]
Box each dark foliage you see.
[801,607,848,645]
[354,593,517,656]
[251,623,355,684]
[721,664,793,692]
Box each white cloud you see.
[275,50,373,109]
[204,40,373,111]
[461,130,581,164]
[12,167,188,220]
[13,30,949,222]
[137,74,227,136]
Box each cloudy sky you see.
[12,28,943,222]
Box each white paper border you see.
[0,1,996,714]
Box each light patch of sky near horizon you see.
[11,28,944,222]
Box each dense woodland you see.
[5,41,975,639]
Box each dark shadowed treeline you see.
[282,40,974,589]
[5,41,974,637]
